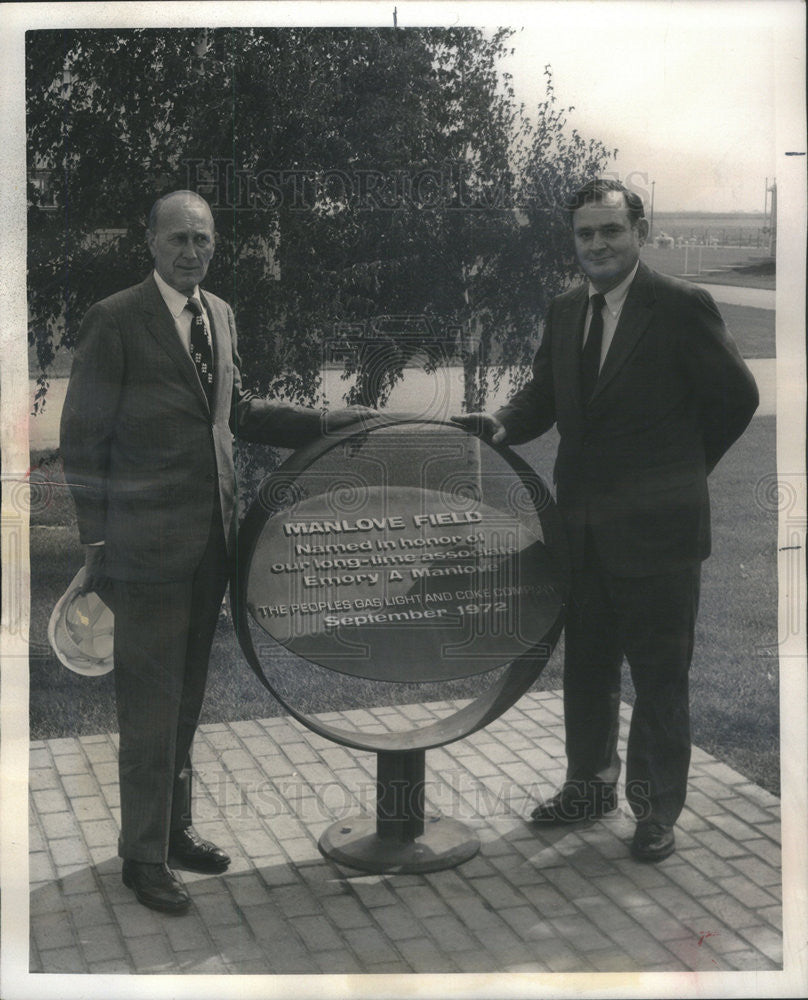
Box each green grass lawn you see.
[641,245,776,290]
[28,412,779,793]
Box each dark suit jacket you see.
[495,262,759,577]
[61,274,322,582]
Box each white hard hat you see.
[48,567,114,676]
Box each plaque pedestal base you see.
[319,749,480,874]
[319,814,480,875]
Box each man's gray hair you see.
[147,190,213,232]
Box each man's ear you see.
[146,230,156,258]
[636,218,650,244]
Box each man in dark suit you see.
[453,179,758,862]
[61,190,369,911]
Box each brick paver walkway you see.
[29,691,782,974]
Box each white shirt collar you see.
[153,269,200,317]
[588,260,639,315]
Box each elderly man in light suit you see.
[454,179,758,862]
[61,190,369,912]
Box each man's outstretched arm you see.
[452,303,558,446]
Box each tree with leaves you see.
[26,27,614,414]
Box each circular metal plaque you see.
[246,483,561,683]
[235,416,568,753]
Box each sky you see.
[488,2,780,214]
[2,1,792,216]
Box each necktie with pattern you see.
[580,292,606,403]
[185,297,214,409]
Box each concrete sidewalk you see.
[29,691,781,975]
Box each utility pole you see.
[649,180,655,242]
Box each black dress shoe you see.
[168,828,231,874]
[122,861,191,914]
[631,821,676,862]
[530,781,617,823]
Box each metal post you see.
[319,746,479,873]
[376,750,425,842]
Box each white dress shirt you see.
[583,261,639,371]
[153,269,210,354]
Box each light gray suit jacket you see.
[61,274,322,581]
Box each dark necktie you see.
[185,297,214,408]
[580,292,606,403]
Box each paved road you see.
[696,284,775,310]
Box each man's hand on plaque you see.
[321,406,379,435]
[450,413,507,444]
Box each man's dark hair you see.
[565,179,646,226]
